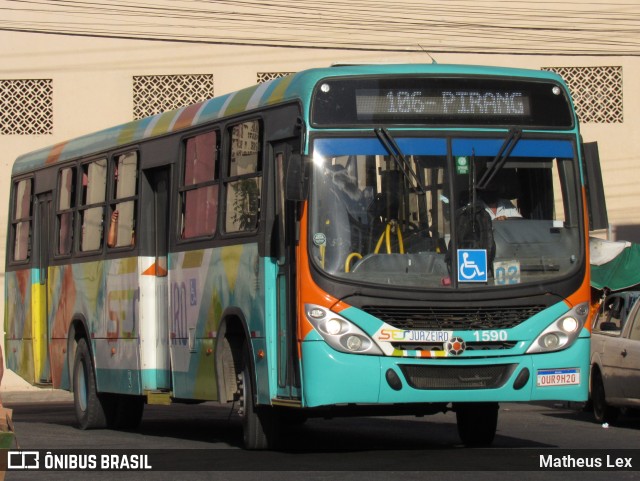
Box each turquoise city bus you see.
[4,64,602,449]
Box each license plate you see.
[536,368,580,387]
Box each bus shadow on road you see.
[274,419,554,453]
[135,403,557,451]
[9,401,556,452]
[142,404,556,452]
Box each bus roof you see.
[12,63,566,176]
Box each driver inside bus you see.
[479,189,521,221]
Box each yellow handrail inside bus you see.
[397,226,404,254]
[345,253,363,272]
[374,220,405,254]
[374,225,387,254]
[319,219,330,268]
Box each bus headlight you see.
[325,318,344,335]
[526,302,588,354]
[305,304,383,355]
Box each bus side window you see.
[79,158,107,252]
[180,130,219,239]
[57,167,76,255]
[12,178,33,262]
[108,151,138,248]
[224,120,262,233]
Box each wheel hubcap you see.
[77,362,88,412]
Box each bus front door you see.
[273,142,301,401]
[140,167,171,391]
[34,191,52,384]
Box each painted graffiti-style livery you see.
[5,244,264,400]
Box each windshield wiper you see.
[374,128,426,194]
[477,127,522,190]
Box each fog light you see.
[325,319,342,335]
[541,333,560,349]
[309,308,325,319]
[346,335,363,351]
[561,317,579,332]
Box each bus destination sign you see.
[356,89,531,118]
[311,76,573,128]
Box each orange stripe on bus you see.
[142,262,168,277]
[296,202,350,347]
[565,186,594,330]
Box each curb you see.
[2,390,73,403]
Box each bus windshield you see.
[309,135,581,289]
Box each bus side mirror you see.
[285,153,309,201]
[582,141,608,231]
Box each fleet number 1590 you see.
[473,330,508,342]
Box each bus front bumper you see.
[300,338,589,408]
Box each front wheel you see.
[455,402,499,447]
[239,350,280,450]
[73,339,114,429]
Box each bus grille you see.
[362,305,545,330]
[399,364,517,390]
[392,341,517,352]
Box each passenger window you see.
[180,130,219,239]
[80,158,107,252]
[57,167,76,255]
[108,151,138,248]
[12,178,33,261]
[185,131,218,184]
[224,120,262,233]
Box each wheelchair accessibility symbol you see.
[457,249,488,282]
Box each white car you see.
[590,291,640,423]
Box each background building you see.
[1,0,639,385]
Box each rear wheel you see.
[239,349,280,450]
[592,369,619,424]
[73,338,115,429]
[455,402,499,447]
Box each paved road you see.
[3,397,640,480]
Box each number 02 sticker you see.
[494,260,520,285]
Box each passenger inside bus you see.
[107,210,119,247]
[107,210,135,247]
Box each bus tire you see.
[73,338,114,429]
[591,369,619,424]
[455,402,499,447]
[239,350,279,450]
